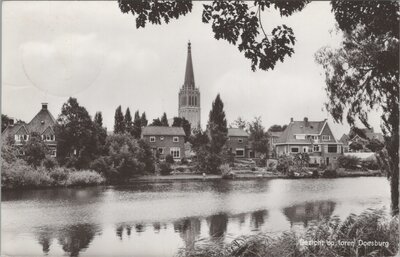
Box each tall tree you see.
[160,112,169,127]
[230,117,248,130]
[316,1,399,214]
[114,106,125,134]
[249,117,269,159]
[140,112,148,127]
[268,124,287,132]
[207,94,228,154]
[1,114,13,132]
[23,132,47,168]
[150,118,162,126]
[94,112,103,127]
[55,97,99,168]
[132,110,142,139]
[172,117,191,141]
[125,108,133,135]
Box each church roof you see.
[183,42,195,89]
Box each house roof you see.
[1,122,27,139]
[142,126,185,136]
[228,128,249,137]
[276,119,327,144]
[339,134,350,144]
[27,108,57,134]
[268,131,283,138]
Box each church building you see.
[178,42,201,129]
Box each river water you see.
[1,177,391,257]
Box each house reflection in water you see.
[283,200,336,227]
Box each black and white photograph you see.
[1,1,399,257]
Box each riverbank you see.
[129,169,382,182]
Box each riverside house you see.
[1,103,57,157]
[141,126,186,160]
[274,117,343,166]
[226,128,253,158]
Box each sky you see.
[2,1,383,138]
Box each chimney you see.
[9,118,15,126]
[41,103,48,110]
[290,117,294,123]
[304,117,309,127]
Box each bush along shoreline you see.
[2,158,105,190]
[176,209,399,257]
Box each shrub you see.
[322,168,337,178]
[256,158,267,167]
[276,155,293,174]
[65,170,105,186]
[337,155,360,169]
[42,157,58,170]
[159,162,172,175]
[251,167,256,171]
[48,167,69,185]
[180,157,188,165]
[165,154,174,164]
[362,158,380,170]
[312,170,319,178]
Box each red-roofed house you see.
[275,117,343,166]
[141,126,186,160]
[1,103,57,157]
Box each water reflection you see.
[208,213,228,240]
[174,217,201,250]
[35,224,101,257]
[251,210,268,230]
[283,200,336,227]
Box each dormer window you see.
[238,138,243,143]
[150,136,156,142]
[322,135,331,141]
[173,137,179,142]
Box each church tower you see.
[179,42,201,129]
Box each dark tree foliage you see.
[248,117,269,158]
[230,117,248,130]
[268,124,287,132]
[207,94,228,154]
[150,118,163,126]
[132,110,142,139]
[349,141,363,152]
[55,98,101,169]
[366,139,384,153]
[114,106,125,134]
[316,1,399,214]
[140,112,148,127]
[94,112,103,127]
[348,126,367,140]
[124,108,133,135]
[172,117,191,141]
[161,112,169,127]
[117,0,309,71]
[1,114,13,132]
[23,132,47,168]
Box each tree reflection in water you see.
[283,200,336,227]
[173,217,201,250]
[207,213,228,240]
[250,210,269,230]
[35,224,100,257]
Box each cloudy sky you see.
[2,1,382,137]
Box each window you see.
[328,145,337,153]
[238,138,243,143]
[291,147,299,153]
[50,150,57,157]
[173,137,179,142]
[170,147,180,158]
[158,147,164,154]
[322,135,331,141]
[313,145,320,152]
[235,148,245,157]
[311,135,318,140]
[303,147,308,153]
[295,135,306,140]
[150,136,156,142]
[160,136,164,141]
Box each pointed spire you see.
[183,41,195,89]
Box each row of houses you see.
[1,103,384,166]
